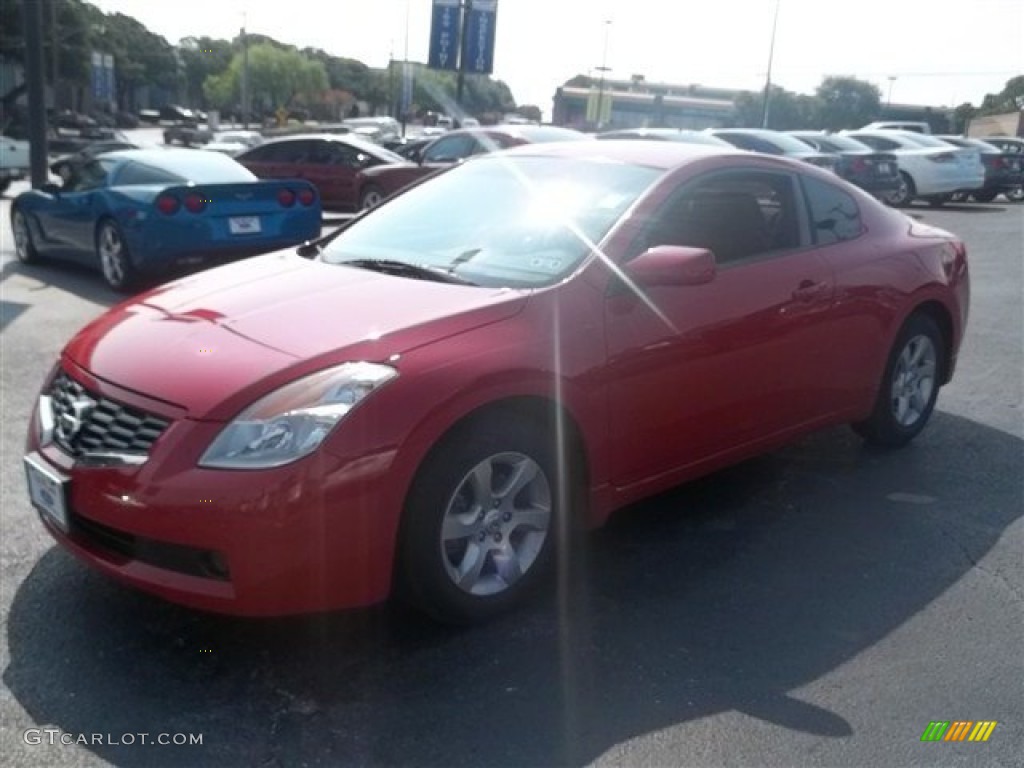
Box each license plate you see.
[229,216,261,235]
[24,453,69,531]
[877,163,890,174]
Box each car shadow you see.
[914,203,1009,214]
[0,257,123,308]
[5,413,1022,767]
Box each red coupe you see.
[24,141,969,623]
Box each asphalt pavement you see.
[0,175,1021,767]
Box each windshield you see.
[322,156,660,288]
[761,131,824,153]
[803,133,871,152]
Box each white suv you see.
[860,121,932,134]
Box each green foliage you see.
[814,76,881,131]
[951,102,977,134]
[978,75,1024,115]
[732,86,819,129]
[203,44,327,112]
[179,36,233,108]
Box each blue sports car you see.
[11,148,322,292]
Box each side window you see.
[65,159,111,192]
[801,176,864,245]
[422,135,475,163]
[114,162,182,186]
[855,135,898,151]
[277,140,313,164]
[637,170,805,265]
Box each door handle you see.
[792,280,828,302]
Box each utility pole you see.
[455,0,472,105]
[48,0,59,109]
[240,16,250,129]
[760,0,781,129]
[594,19,612,130]
[23,0,49,187]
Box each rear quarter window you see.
[801,176,864,245]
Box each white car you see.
[842,129,985,207]
[202,130,264,157]
[1,135,31,194]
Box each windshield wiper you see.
[341,258,477,286]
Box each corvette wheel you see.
[398,415,579,624]
[96,219,138,292]
[11,207,40,264]
[853,313,944,447]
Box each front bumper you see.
[25,369,404,616]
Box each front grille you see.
[49,370,170,457]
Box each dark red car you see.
[354,125,586,209]
[24,141,969,624]
[237,134,404,211]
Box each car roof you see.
[257,132,396,155]
[497,139,743,169]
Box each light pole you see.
[594,19,612,130]
[760,0,780,129]
[886,76,897,110]
[240,13,250,128]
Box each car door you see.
[603,167,842,487]
[42,158,114,259]
[301,140,367,210]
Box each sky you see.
[91,0,1024,117]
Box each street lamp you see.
[760,0,781,128]
[594,19,612,130]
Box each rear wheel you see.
[885,172,915,207]
[853,313,944,447]
[96,218,138,292]
[359,184,384,210]
[397,415,579,624]
[11,206,39,264]
[1007,186,1023,202]
[972,190,997,203]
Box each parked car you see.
[22,142,969,623]
[202,130,265,157]
[842,130,985,207]
[159,105,196,123]
[936,135,1023,202]
[236,133,404,211]
[354,125,586,209]
[164,123,213,147]
[10,148,321,291]
[977,136,1024,201]
[597,128,733,146]
[0,135,30,194]
[708,128,839,172]
[789,131,901,198]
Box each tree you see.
[951,102,977,134]
[203,44,327,114]
[815,76,881,131]
[731,86,818,129]
[978,75,1024,115]
[516,104,542,122]
[178,36,233,108]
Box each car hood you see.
[63,251,526,418]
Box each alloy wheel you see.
[890,334,937,427]
[98,223,126,287]
[439,451,552,596]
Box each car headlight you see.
[199,362,397,469]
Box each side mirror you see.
[623,245,716,287]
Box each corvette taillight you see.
[183,193,207,213]
[298,188,316,206]
[277,189,296,207]
[156,195,180,215]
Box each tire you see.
[359,184,384,210]
[853,313,944,447]
[1007,186,1023,203]
[0,178,11,195]
[95,218,139,292]
[396,414,580,624]
[11,206,40,264]
[885,172,915,207]
[972,190,997,203]
[925,194,952,208]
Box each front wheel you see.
[96,219,138,292]
[397,416,577,624]
[853,313,944,447]
[11,206,40,264]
